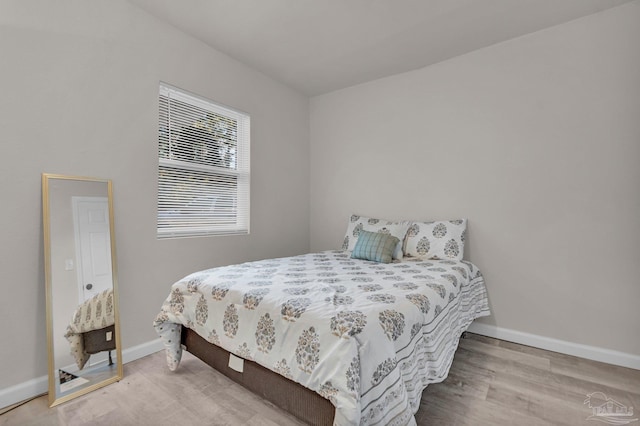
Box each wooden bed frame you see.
[181,325,335,425]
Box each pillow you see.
[351,230,400,263]
[404,219,467,261]
[342,215,409,259]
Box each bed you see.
[65,288,116,369]
[154,217,490,425]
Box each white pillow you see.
[342,215,409,260]
[404,219,467,261]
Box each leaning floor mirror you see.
[42,174,123,407]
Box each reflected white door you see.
[72,197,112,304]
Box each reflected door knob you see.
[86,283,93,290]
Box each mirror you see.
[42,173,122,407]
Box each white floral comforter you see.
[154,251,490,426]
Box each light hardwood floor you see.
[2,333,638,425]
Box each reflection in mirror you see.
[42,174,122,407]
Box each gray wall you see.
[0,1,310,389]
[310,3,640,356]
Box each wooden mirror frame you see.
[42,173,123,407]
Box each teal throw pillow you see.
[351,230,400,264]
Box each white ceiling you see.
[128,0,632,96]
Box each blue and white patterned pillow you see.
[351,230,400,263]
[403,219,467,260]
[342,215,409,260]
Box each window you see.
[158,83,250,238]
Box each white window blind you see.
[158,83,250,238]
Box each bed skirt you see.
[83,324,116,355]
[181,325,335,425]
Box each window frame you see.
[157,82,250,239]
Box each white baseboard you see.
[121,338,164,365]
[0,376,48,413]
[0,339,164,411]
[467,322,640,371]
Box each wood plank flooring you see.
[2,333,638,425]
